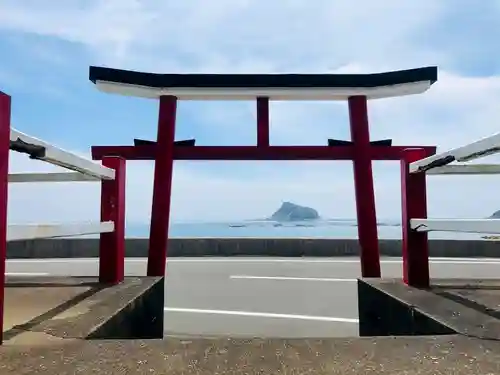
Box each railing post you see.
[401,148,429,288]
[99,156,126,284]
[0,92,11,345]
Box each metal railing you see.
[401,132,500,287]
[0,90,126,344]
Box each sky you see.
[1,0,500,225]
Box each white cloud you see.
[8,153,359,224]
[2,0,500,225]
[0,0,445,71]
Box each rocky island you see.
[269,201,320,222]
[490,210,500,219]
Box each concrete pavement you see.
[6,257,500,338]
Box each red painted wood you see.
[348,96,381,278]
[91,145,436,161]
[147,96,177,277]
[99,156,126,284]
[256,97,270,147]
[0,92,10,345]
[401,148,429,288]
[90,96,437,282]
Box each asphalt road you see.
[6,257,500,338]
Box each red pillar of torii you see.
[89,66,438,278]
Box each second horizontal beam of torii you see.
[91,144,436,161]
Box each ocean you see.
[125,219,483,240]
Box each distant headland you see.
[490,210,500,219]
[480,211,500,240]
[269,202,320,222]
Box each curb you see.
[6,238,500,258]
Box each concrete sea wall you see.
[6,238,500,258]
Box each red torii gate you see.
[89,66,437,278]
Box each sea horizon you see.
[123,218,486,240]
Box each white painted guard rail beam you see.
[409,132,500,173]
[7,221,115,241]
[8,172,99,183]
[10,129,115,180]
[411,219,500,234]
[426,164,500,175]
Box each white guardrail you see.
[409,132,500,234]
[7,128,115,241]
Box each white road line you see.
[5,258,142,264]
[230,275,357,282]
[163,307,359,323]
[6,258,500,264]
[5,272,50,276]
[167,258,500,265]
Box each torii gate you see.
[89,66,437,278]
